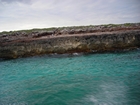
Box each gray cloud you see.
[0,0,32,4]
[0,0,140,32]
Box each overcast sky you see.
[0,0,140,32]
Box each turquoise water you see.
[0,50,140,105]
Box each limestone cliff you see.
[0,23,140,59]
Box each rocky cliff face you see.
[0,23,140,59]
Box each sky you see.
[0,0,140,32]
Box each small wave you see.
[73,53,79,55]
[0,102,28,105]
[136,47,140,50]
[85,95,113,105]
[92,50,97,52]
[88,95,98,103]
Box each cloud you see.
[0,0,32,4]
[0,0,140,32]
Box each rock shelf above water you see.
[0,23,140,59]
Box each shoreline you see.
[1,48,139,61]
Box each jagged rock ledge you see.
[0,23,140,59]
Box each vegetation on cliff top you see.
[0,22,140,36]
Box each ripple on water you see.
[0,49,140,105]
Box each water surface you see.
[0,50,140,105]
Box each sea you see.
[0,49,140,105]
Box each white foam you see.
[73,53,79,55]
[89,95,98,103]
